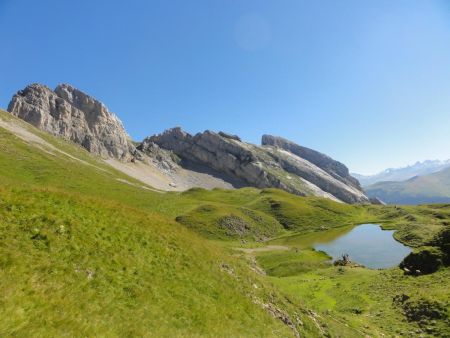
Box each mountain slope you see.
[353,160,450,187]
[1,109,322,337]
[1,109,449,337]
[145,128,368,203]
[7,83,368,204]
[365,167,450,204]
[262,134,361,190]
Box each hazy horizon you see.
[1,0,450,174]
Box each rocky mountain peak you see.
[261,134,362,191]
[6,83,368,203]
[8,83,137,161]
[148,128,368,203]
[55,84,109,119]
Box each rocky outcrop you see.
[148,128,369,203]
[262,146,368,203]
[8,83,137,161]
[7,83,368,203]
[369,197,386,205]
[262,135,362,191]
[145,128,274,189]
[137,138,179,172]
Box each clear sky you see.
[1,0,450,175]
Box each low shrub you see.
[400,246,445,274]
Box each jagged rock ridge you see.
[7,83,369,203]
[8,83,137,161]
[261,135,362,191]
[147,128,369,203]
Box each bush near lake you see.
[400,246,446,274]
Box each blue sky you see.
[1,0,450,174]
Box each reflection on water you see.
[273,225,355,249]
[273,224,411,269]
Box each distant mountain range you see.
[364,166,450,205]
[353,159,450,187]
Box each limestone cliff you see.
[7,83,369,203]
[8,84,137,161]
[147,128,369,203]
[261,135,362,190]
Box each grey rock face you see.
[218,131,241,142]
[8,83,137,161]
[147,128,271,188]
[7,83,368,203]
[369,197,386,205]
[262,134,362,191]
[137,138,180,172]
[262,147,368,203]
[149,128,369,203]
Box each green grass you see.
[174,187,374,238]
[175,203,284,240]
[254,225,450,337]
[1,110,323,337]
[249,189,371,231]
[0,186,306,337]
[256,249,331,276]
[269,267,450,337]
[0,109,449,337]
[366,204,449,247]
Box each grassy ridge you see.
[175,188,373,240]
[366,203,449,247]
[1,108,443,247]
[175,203,284,240]
[256,249,331,276]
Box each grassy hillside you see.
[366,167,450,204]
[176,188,371,238]
[0,187,297,337]
[0,109,449,337]
[0,110,323,337]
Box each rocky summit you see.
[7,83,369,204]
[261,135,362,190]
[8,84,138,161]
[147,128,369,203]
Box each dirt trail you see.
[235,245,290,254]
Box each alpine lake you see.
[272,223,411,269]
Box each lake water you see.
[273,223,412,269]
[314,224,411,269]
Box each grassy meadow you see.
[0,109,448,337]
